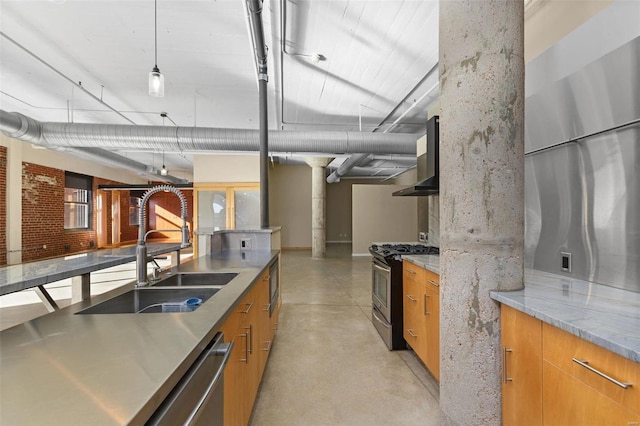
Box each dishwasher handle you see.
[185,339,234,426]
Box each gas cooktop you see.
[370,243,439,259]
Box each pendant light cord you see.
[154,0,158,67]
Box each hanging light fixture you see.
[148,0,164,97]
[160,151,168,175]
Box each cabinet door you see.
[543,362,639,425]
[501,305,543,426]
[220,304,246,426]
[424,280,439,381]
[257,270,272,379]
[403,262,426,360]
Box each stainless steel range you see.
[369,243,439,350]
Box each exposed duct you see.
[326,153,371,183]
[0,110,187,183]
[0,110,417,156]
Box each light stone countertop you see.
[0,249,279,425]
[0,242,185,295]
[400,254,640,363]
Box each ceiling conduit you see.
[0,109,417,155]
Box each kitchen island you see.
[0,249,279,425]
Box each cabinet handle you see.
[241,302,253,314]
[407,329,417,338]
[428,279,439,287]
[572,358,633,389]
[503,348,513,383]
[424,294,429,315]
[247,324,253,355]
[262,303,271,312]
[405,269,416,275]
[407,295,417,302]
[262,340,272,352]
[240,333,249,364]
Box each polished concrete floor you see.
[250,244,440,426]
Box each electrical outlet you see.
[561,252,572,272]
[240,238,251,249]
[42,244,47,249]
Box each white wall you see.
[352,184,418,255]
[193,154,259,183]
[268,164,311,248]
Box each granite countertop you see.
[400,254,640,363]
[0,242,185,296]
[0,249,279,425]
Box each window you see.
[64,172,93,230]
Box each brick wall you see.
[22,163,65,262]
[18,163,193,262]
[0,147,6,266]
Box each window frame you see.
[64,172,93,231]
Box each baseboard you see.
[326,240,352,244]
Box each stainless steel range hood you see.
[393,115,439,196]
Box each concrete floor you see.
[0,244,440,424]
[250,244,440,426]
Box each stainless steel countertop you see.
[0,249,279,425]
[0,243,184,296]
[400,254,640,363]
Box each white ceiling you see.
[0,0,440,181]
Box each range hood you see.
[393,115,439,196]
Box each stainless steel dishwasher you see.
[146,332,233,426]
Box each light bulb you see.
[149,66,165,97]
[160,165,168,176]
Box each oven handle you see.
[372,308,391,329]
[372,260,391,275]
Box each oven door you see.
[371,258,392,322]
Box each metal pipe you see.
[247,0,270,228]
[0,109,416,155]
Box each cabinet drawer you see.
[543,323,639,414]
[403,261,425,284]
[543,361,639,425]
[424,269,439,289]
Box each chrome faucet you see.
[136,185,191,287]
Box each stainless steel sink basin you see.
[76,288,219,314]
[152,272,238,287]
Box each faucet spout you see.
[135,185,190,286]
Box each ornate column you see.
[439,1,525,424]
[305,157,332,258]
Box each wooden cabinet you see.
[256,269,272,379]
[402,260,439,380]
[501,305,639,425]
[500,304,543,426]
[542,323,639,422]
[403,261,426,358]
[423,270,440,381]
[220,262,280,426]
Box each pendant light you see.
[160,151,168,175]
[148,0,164,97]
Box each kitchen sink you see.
[152,272,238,287]
[76,288,219,314]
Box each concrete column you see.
[439,2,524,425]
[6,138,22,265]
[305,157,332,258]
